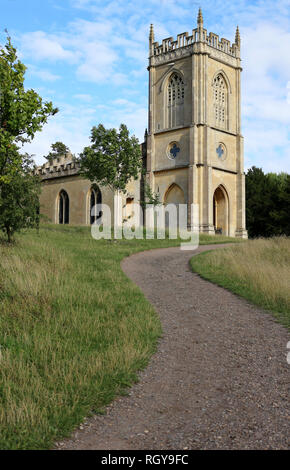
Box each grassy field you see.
[191,236,290,329]
[0,226,237,450]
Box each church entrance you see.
[164,184,185,228]
[213,186,228,235]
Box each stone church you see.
[37,9,247,238]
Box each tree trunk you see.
[6,226,12,243]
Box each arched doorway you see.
[164,183,185,228]
[213,186,228,235]
[164,183,185,205]
[59,190,69,224]
[89,185,102,225]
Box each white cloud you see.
[23,96,148,166]
[71,0,92,8]
[27,65,61,82]
[112,98,130,105]
[244,121,290,173]
[23,104,96,164]
[240,20,290,171]
[105,106,148,141]
[73,93,92,101]
[76,41,118,82]
[21,31,76,62]
[69,18,113,38]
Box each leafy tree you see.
[267,172,288,190]
[141,182,162,208]
[270,174,290,236]
[281,175,290,235]
[246,166,269,237]
[0,34,58,183]
[246,166,290,237]
[78,124,142,192]
[0,34,57,241]
[45,142,70,163]
[0,154,41,243]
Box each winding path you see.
[60,244,289,450]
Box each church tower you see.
[146,9,247,237]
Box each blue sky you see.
[1,0,290,172]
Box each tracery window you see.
[213,74,228,129]
[167,73,184,128]
[59,190,69,225]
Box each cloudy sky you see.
[1,0,290,172]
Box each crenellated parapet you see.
[149,9,240,67]
[34,152,80,181]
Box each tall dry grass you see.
[0,226,239,449]
[191,236,290,327]
[0,230,162,449]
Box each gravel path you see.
[59,244,289,450]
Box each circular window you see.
[216,143,227,161]
[167,141,181,160]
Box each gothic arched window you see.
[90,185,102,225]
[59,190,69,224]
[167,73,184,128]
[213,74,228,129]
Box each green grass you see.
[0,226,238,449]
[191,236,290,329]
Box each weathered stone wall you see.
[40,175,114,225]
[37,153,141,226]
